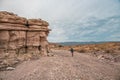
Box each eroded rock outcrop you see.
[0,11,51,56]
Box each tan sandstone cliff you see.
[0,11,51,56]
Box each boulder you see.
[6,67,15,70]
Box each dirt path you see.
[0,50,120,80]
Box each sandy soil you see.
[0,50,120,80]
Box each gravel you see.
[0,50,120,80]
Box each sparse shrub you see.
[104,49,114,53]
[105,50,110,53]
[79,49,86,53]
[58,45,63,47]
[118,47,120,50]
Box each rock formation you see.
[0,11,51,56]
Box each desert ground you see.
[0,50,120,80]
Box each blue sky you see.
[0,0,120,42]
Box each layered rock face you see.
[0,11,50,56]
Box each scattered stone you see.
[47,53,54,57]
[4,53,10,57]
[6,67,15,70]
[97,55,105,59]
[114,55,120,62]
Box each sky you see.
[0,0,120,42]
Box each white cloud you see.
[48,27,68,42]
[0,0,120,42]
